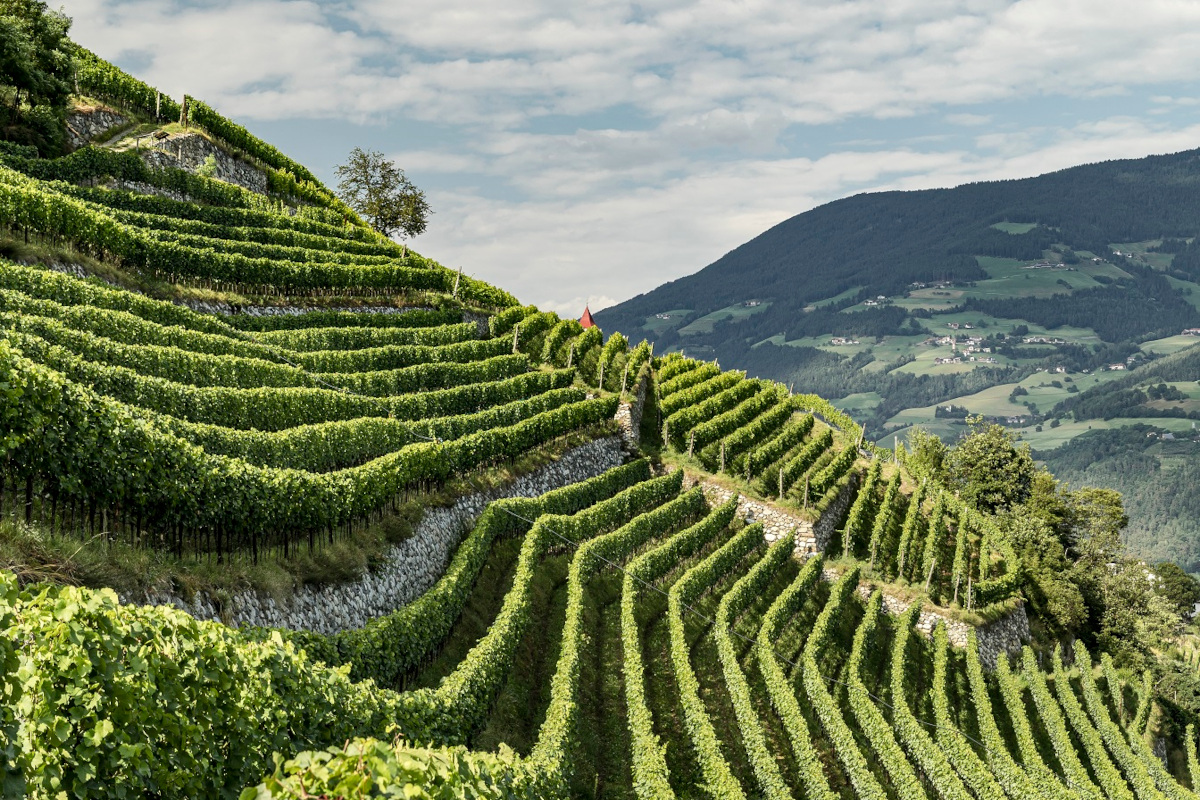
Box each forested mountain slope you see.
[597,148,1200,569]
[599,149,1200,342]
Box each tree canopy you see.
[334,147,431,241]
[0,0,72,155]
[943,419,1036,513]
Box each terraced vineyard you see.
[2,47,1200,800]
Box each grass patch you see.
[681,547,766,793]
[677,302,772,336]
[991,222,1039,234]
[734,557,803,789]
[641,308,693,335]
[1140,334,1200,356]
[581,573,633,799]
[803,286,864,312]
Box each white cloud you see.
[67,0,1200,125]
[418,116,1200,307]
[946,113,993,127]
[61,1,1200,312]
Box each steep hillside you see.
[5,44,1200,800]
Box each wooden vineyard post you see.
[598,361,605,391]
[567,342,575,369]
[621,364,629,395]
[512,324,520,353]
[155,90,161,119]
[804,476,810,508]
[720,441,726,473]
[778,468,784,499]
[453,267,461,298]
[687,431,695,458]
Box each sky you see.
[65,0,1200,316]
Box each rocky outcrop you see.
[141,133,269,195]
[66,108,129,150]
[126,437,626,633]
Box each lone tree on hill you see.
[334,147,430,242]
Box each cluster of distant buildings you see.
[934,355,998,365]
[926,331,996,364]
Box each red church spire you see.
[579,305,596,329]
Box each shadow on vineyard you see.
[5,21,1200,800]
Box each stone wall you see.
[463,312,490,338]
[181,299,440,319]
[66,108,129,150]
[812,473,859,552]
[109,179,189,203]
[695,464,859,557]
[698,481,818,555]
[142,133,269,195]
[615,373,649,450]
[841,575,1030,669]
[126,437,626,633]
[974,603,1031,669]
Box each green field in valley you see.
[676,300,771,335]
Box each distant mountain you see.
[598,148,1200,344]
[598,147,1200,567]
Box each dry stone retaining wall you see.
[615,374,649,450]
[697,481,818,555]
[812,473,859,552]
[127,437,626,633]
[181,299,439,319]
[695,467,857,557]
[109,178,188,203]
[66,108,129,150]
[836,573,1029,669]
[141,132,269,194]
